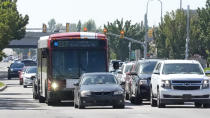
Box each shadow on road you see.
[0,97,46,110]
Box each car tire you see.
[78,97,85,109]
[8,75,11,80]
[125,92,129,100]
[195,102,202,108]
[113,104,125,109]
[39,96,45,103]
[157,90,165,108]
[23,85,27,88]
[203,103,210,108]
[150,90,157,107]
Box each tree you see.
[154,10,187,59]
[77,20,81,32]
[104,19,145,61]
[82,19,96,32]
[0,0,29,60]
[69,23,77,32]
[48,18,56,32]
[191,0,210,66]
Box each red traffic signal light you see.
[83,27,88,32]
[120,30,124,38]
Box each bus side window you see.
[42,49,48,58]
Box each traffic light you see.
[103,28,107,35]
[120,30,125,38]
[66,23,70,32]
[42,24,47,33]
[148,29,153,39]
[83,27,87,32]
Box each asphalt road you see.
[0,62,210,118]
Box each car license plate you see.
[66,79,78,88]
[183,94,192,99]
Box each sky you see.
[16,0,207,28]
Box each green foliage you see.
[104,19,145,61]
[154,10,187,59]
[0,0,29,60]
[82,19,96,32]
[0,82,4,88]
[48,18,56,32]
[77,20,81,32]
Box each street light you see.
[144,0,163,59]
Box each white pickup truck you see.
[150,60,210,108]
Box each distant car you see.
[151,60,210,108]
[8,62,24,80]
[129,59,159,104]
[21,60,37,66]
[23,66,37,88]
[74,73,125,109]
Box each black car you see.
[129,59,159,104]
[74,73,125,109]
[8,62,24,80]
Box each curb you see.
[0,85,7,91]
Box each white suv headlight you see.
[202,80,209,89]
[80,90,91,97]
[161,80,171,89]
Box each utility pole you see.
[144,14,148,59]
[180,0,182,10]
[128,42,131,61]
[185,5,190,60]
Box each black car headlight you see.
[202,80,209,89]
[80,90,91,97]
[114,90,124,95]
[161,80,171,89]
[139,80,148,85]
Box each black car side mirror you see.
[74,83,79,86]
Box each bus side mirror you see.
[42,49,48,58]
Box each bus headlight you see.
[80,90,91,97]
[51,82,58,89]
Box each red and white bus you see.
[37,32,108,105]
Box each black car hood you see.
[81,84,123,92]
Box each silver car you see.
[23,66,37,88]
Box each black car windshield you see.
[81,75,117,85]
[52,49,106,79]
[139,61,157,74]
[162,63,204,74]
[26,67,37,73]
[21,60,37,66]
[10,63,24,68]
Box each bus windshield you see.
[52,49,106,79]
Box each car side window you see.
[153,63,161,74]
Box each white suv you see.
[150,60,210,108]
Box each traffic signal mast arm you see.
[106,33,145,46]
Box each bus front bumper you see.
[47,88,74,101]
